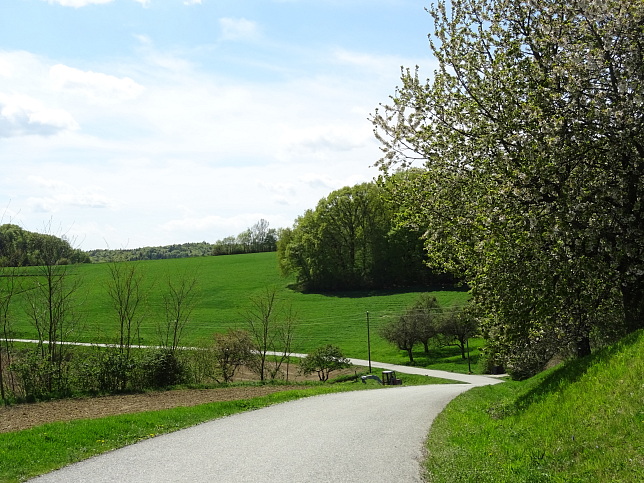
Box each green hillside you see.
[6,252,469,361]
[425,329,644,482]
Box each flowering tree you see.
[373,0,644,376]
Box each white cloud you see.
[298,174,337,190]
[219,18,261,42]
[257,181,297,197]
[295,125,367,153]
[50,64,144,104]
[43,0,113,7]
[0,93,78,138]
[161,215,244,233]
[28,176,115,207]
[42,0,150,6]
[0,51,51,86]
[0,57,13,78]
[26,176,115,213]
[183,0,202,5]
[0,41,396,248]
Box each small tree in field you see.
[159,269,199,354]
[105,260,147,391]
[211,329,256,383]
[245,286,297,381]
[299,345,351,382]
[24,231,83,394]
[379,314,420,363]
[107,261,146,359]
[0,265,20,402]
[410,294,441,354]
[439,305,479,360]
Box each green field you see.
[5,252,470,364]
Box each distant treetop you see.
[0,224,90,267]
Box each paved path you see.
[31,363,501,483]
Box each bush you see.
[299,345,351,382]
[141,350,186,388]
[10,349,71,401]
[211,329,256,383]
[476,348,505,375]
[98,349,136,392]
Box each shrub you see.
[299,345,351,382]
[141,350,186,388]
[10,349,71,401]
[211,329,256,383]
[101,350,136,392]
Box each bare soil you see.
[0,385,305,433]
[0,367,359,433]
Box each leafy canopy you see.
[373,0,644,375]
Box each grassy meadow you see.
[424,329,644,482]
[5,252,471,365]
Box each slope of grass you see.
[424,330,644,482]
[6,253,470,361]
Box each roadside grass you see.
[331,370,465,385]
[424,329,644,482]
[0,373,453,482]
[6,252,471,362]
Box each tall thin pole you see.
[366,311,372,373]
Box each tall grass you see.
[424,329,644,482]
[6,253,470,361]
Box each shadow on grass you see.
[292,284,468,299]
[393,343,481,371]
[513,332,637,411]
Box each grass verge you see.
[423,330,644,482]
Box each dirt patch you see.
[0,385,308,433]
[0,367,361,433]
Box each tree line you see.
[277,181,454,292]
[87,219,279,262]
[211,219,279,256]
[87,242,214,263]
[0,224,90,267]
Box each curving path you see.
[30,363,501,483]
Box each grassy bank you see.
[424,330,644,482]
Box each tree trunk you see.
[406,347,414,363]
[576,335,592,358]
[622,281,644,333]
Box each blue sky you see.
[1,0,436,250]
